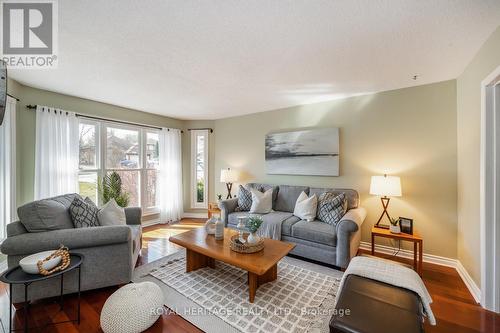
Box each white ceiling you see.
[9,0,500,120]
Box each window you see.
[78,119,160,215]
[191,130,208,209]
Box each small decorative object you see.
[265,128,339,176]
[100,281,164,333]
[236,215,247,243]
[246,216,263,244]
[389,217,401,234]
[399,217,414,234]
[230,234,264,253]
[19,245,71,275]
[217,194,223,201]
[370,174,402,228]
[98,171,130,207]
[214,215,224,240]
[220,168,239,199]
[205,215,217,235]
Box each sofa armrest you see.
[125,207,142,225]
[336,207,367,268]
[0,225,132,256]
[219,198,238,226]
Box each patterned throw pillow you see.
[237,185,253,211]
[70,196,100,228]
[317,192,347,226]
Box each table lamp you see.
[220,168,238,199]
[370,174,402,227]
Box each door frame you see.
[480,65,500,312]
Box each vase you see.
[390,224,401,234]
[236,216,247,243]
[247,232,260,244]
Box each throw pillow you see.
[237,185,253,211]
[98,199,126,226]
[70,196,100,228]
[250,188,273,214]
[293,191,318,222]
[317,192,347,226]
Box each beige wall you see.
[213,81,458,258]
[457,25,500,287]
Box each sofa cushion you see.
[317,192,347,226]
[309,188,359,210]
[98,199,127,226]
[275,185,309,213]
[70,197,100,228]
[247,183,279,206]
[237,185,252,211]
[250,188,273,214]
[17,193,79,232]
[291,220,337,247]
[281,215,301,236]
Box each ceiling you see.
[9,0,500,120]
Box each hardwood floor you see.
[0,219,498,333]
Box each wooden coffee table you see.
[169,228,295,303]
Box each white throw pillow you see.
[98,199,127,226]
[250,188,273,214]
[293,191,318,222]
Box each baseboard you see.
[360,241,481,303]
[142,218,162,227]
[456,260,481,303]
[182,212,207,219]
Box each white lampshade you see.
[220,168,238,183]
[370,175,402,197]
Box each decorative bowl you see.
[19,250,61,274]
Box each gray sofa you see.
[219,183,366,268]
[0,193,142,303]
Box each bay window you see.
[78,119,160,214]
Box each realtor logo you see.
[1,0,58,68]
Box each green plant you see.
[217,194,223,200]
[246,216,263,233]
[98,171,130,207]
[390,217,400,226]
[197,180,204,202]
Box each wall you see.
[457,25,500,287]
[9,82,183,207]
[213,80,458,258]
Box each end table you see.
[0,253,84,332]
[208,202,221,219]
[371,226,423,276]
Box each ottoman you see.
[100,282,164,333]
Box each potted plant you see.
[98,171,130,207]
[246,216,263,244]
[389,217,401,234]
[217,194,223,202]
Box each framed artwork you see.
[265,128,339,176]
[399,217,413,234]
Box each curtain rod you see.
[7,93,19,101]
[187,127,214,133]
[25,104,183,133]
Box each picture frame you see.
[399,217,413,234]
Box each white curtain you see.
[0,97,17,240]
[158,128,183,223]
[34,106,79,200]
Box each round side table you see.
[0,253,84,333]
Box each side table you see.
[371,226,423,276]
[208,202,221,219]
[0,253,84,332]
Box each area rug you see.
[133,250,343,333]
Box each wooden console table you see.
[371,226,423,276]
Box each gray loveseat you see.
[1,193,142,303]
[219,183,366,268]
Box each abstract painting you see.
[265,128,339,176]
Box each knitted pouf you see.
[100,282,164,333]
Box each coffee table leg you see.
[24,283,28,333]
[248,264,278,303]
[9,284,12,333]
[186,249,215,272]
